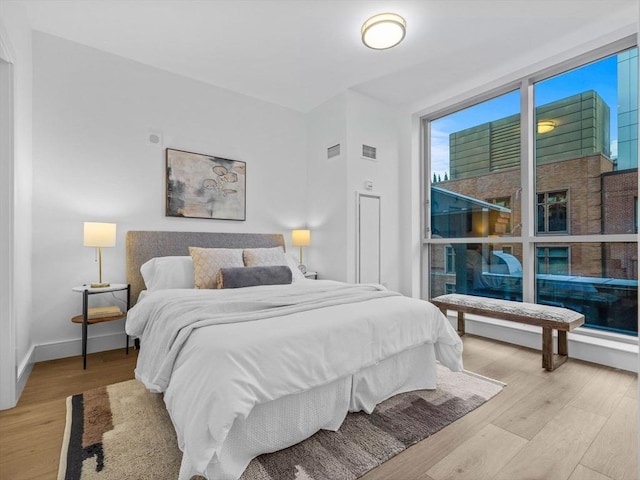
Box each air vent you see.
[327,144,341,159]
[362,144,377,160]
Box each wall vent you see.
[362,144,377,160]
[327,144,341,159]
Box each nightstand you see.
[71,283,130,369]
[304,271,318,280]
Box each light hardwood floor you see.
[0,336,636,480]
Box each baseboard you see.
[16,345,35,401]
[2,334,129,410]
[34,332,130,363]
[449,314,638,373]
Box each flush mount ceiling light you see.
[361,13,406,50]
[537,120,556,134]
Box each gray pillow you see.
[216,265,293,289]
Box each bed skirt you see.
[185,343,437,480]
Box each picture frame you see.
[166,148,246,221]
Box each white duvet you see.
[126,280,463,479]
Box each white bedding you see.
[126,280,463,479]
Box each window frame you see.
[536,245,570,275]
[536,189,569,235]
[444,245,456,274]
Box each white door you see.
[357,193,381,284]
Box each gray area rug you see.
[59,365,503,480]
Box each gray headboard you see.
[126,231,286,304]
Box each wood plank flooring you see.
[0,336,636,480]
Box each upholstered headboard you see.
[126,231,286,305]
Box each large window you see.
[424,43,638,336]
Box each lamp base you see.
[297,264,307,274]
[90,282,111,288]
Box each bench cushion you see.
[431,294,584,326]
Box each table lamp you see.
[84,222,116,288]
[291,229,311,274]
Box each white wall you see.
[345,91,402,291]
[306,90,404,292]
[31,32,308,361]
[397,114,419,298]
[0,0,33,409]
[306,93,348,282]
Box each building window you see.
[445,246,455,273]
[536,246,569,275]
[445,283,456,294]
[537,191,568,234]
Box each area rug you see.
[58,366,503,480]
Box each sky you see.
[430,51,631,179]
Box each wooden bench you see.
[430,294,585,371]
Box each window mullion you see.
[520,79,536,303]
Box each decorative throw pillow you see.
[188,247,244,289]
[216,265,293,289]
[242,247,287,267]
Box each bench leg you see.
[557,330,568,356]
[457,311,465,336]
[542,327,568,371]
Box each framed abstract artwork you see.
[166,148,246,221]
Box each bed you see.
[125,231,463,480]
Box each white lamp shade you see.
[291,229,311,247]
[83,222,116,247]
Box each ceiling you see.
[20,0,638,113]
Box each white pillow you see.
[243,247,287,266]
[140,256,194,291]
[285,252,307,282]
